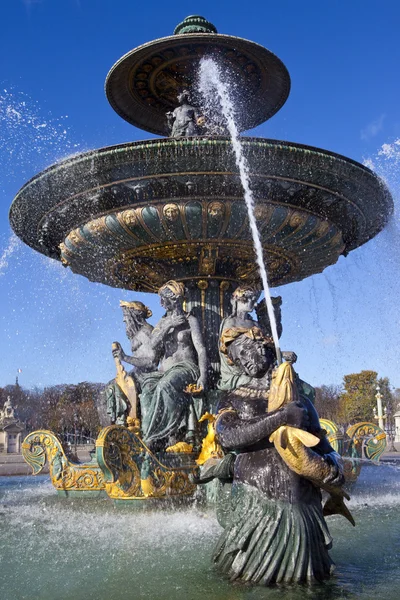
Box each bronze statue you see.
[218,285,295,391]
[212,329,348,585]
[138,280,208,450]
[112,301,155,373]
[112,281,208,451]
[166,90,204,138]
[106,301,154,425]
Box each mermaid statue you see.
[212,328,349,585]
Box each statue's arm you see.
[151,315,185,348]
[216,402,306,450]
[120,354,157,369]
[112,342,157,369]
[188,314,208,390]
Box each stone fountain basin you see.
[9,137,393,292]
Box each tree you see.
[314,384,342,422]
[0,381,103,438]
[339,370,378,424]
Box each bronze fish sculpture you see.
[269,362,355,526]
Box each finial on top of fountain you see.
[173,15,218,35]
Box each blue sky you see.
[1,0,400,391]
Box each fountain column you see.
[184,279,233,381]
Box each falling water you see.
[198,58,282,363]
[0,234,19,277]
[0,87,81,179]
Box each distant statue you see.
[105,301,155,425]
[166,90,204,138]
[112,281,208,451]
[212,329,350,585]
[218,285,295,391]
[2,396,15,420]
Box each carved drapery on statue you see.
[139,361,199,446]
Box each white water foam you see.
[198,58,282,362]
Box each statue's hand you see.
[283,401,309,429]
[282,351,297,364]
[196,375,208,393]
[323,452,345,486]
[112,343,124,361]
[168,314,187,330]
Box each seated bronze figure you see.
[110,280,208,451]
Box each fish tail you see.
[323,495,355,527]
[288,427,320,448]
[269,426,288,449]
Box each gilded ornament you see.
[289,211,306,228]
[21,430,105,493]
[67,230,82,245]
[122,210,138,226]
[330,232,344,247]
[315,220,330,237]
[96,425,197,500]
[346,422,387,461]
[254,204,272,221]
[163,203,180,222]
[235,263,256,279]
[196,413,224,465]
[208,201,224,218]
[199,244,218,275]
[166,441,193,453]
[86,218,106,234]
[119,300,152,318]
[184,383,203,395]
[319,419,344,454]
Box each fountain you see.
[4,13,398,594]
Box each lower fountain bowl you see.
[9,137,393,291]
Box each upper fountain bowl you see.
[105,16,291,136]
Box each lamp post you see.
[385,402,398,452]
[73,412,78,457]
[374,384,385,430]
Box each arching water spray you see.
[0,234,19,277]
[198,58,282,363]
